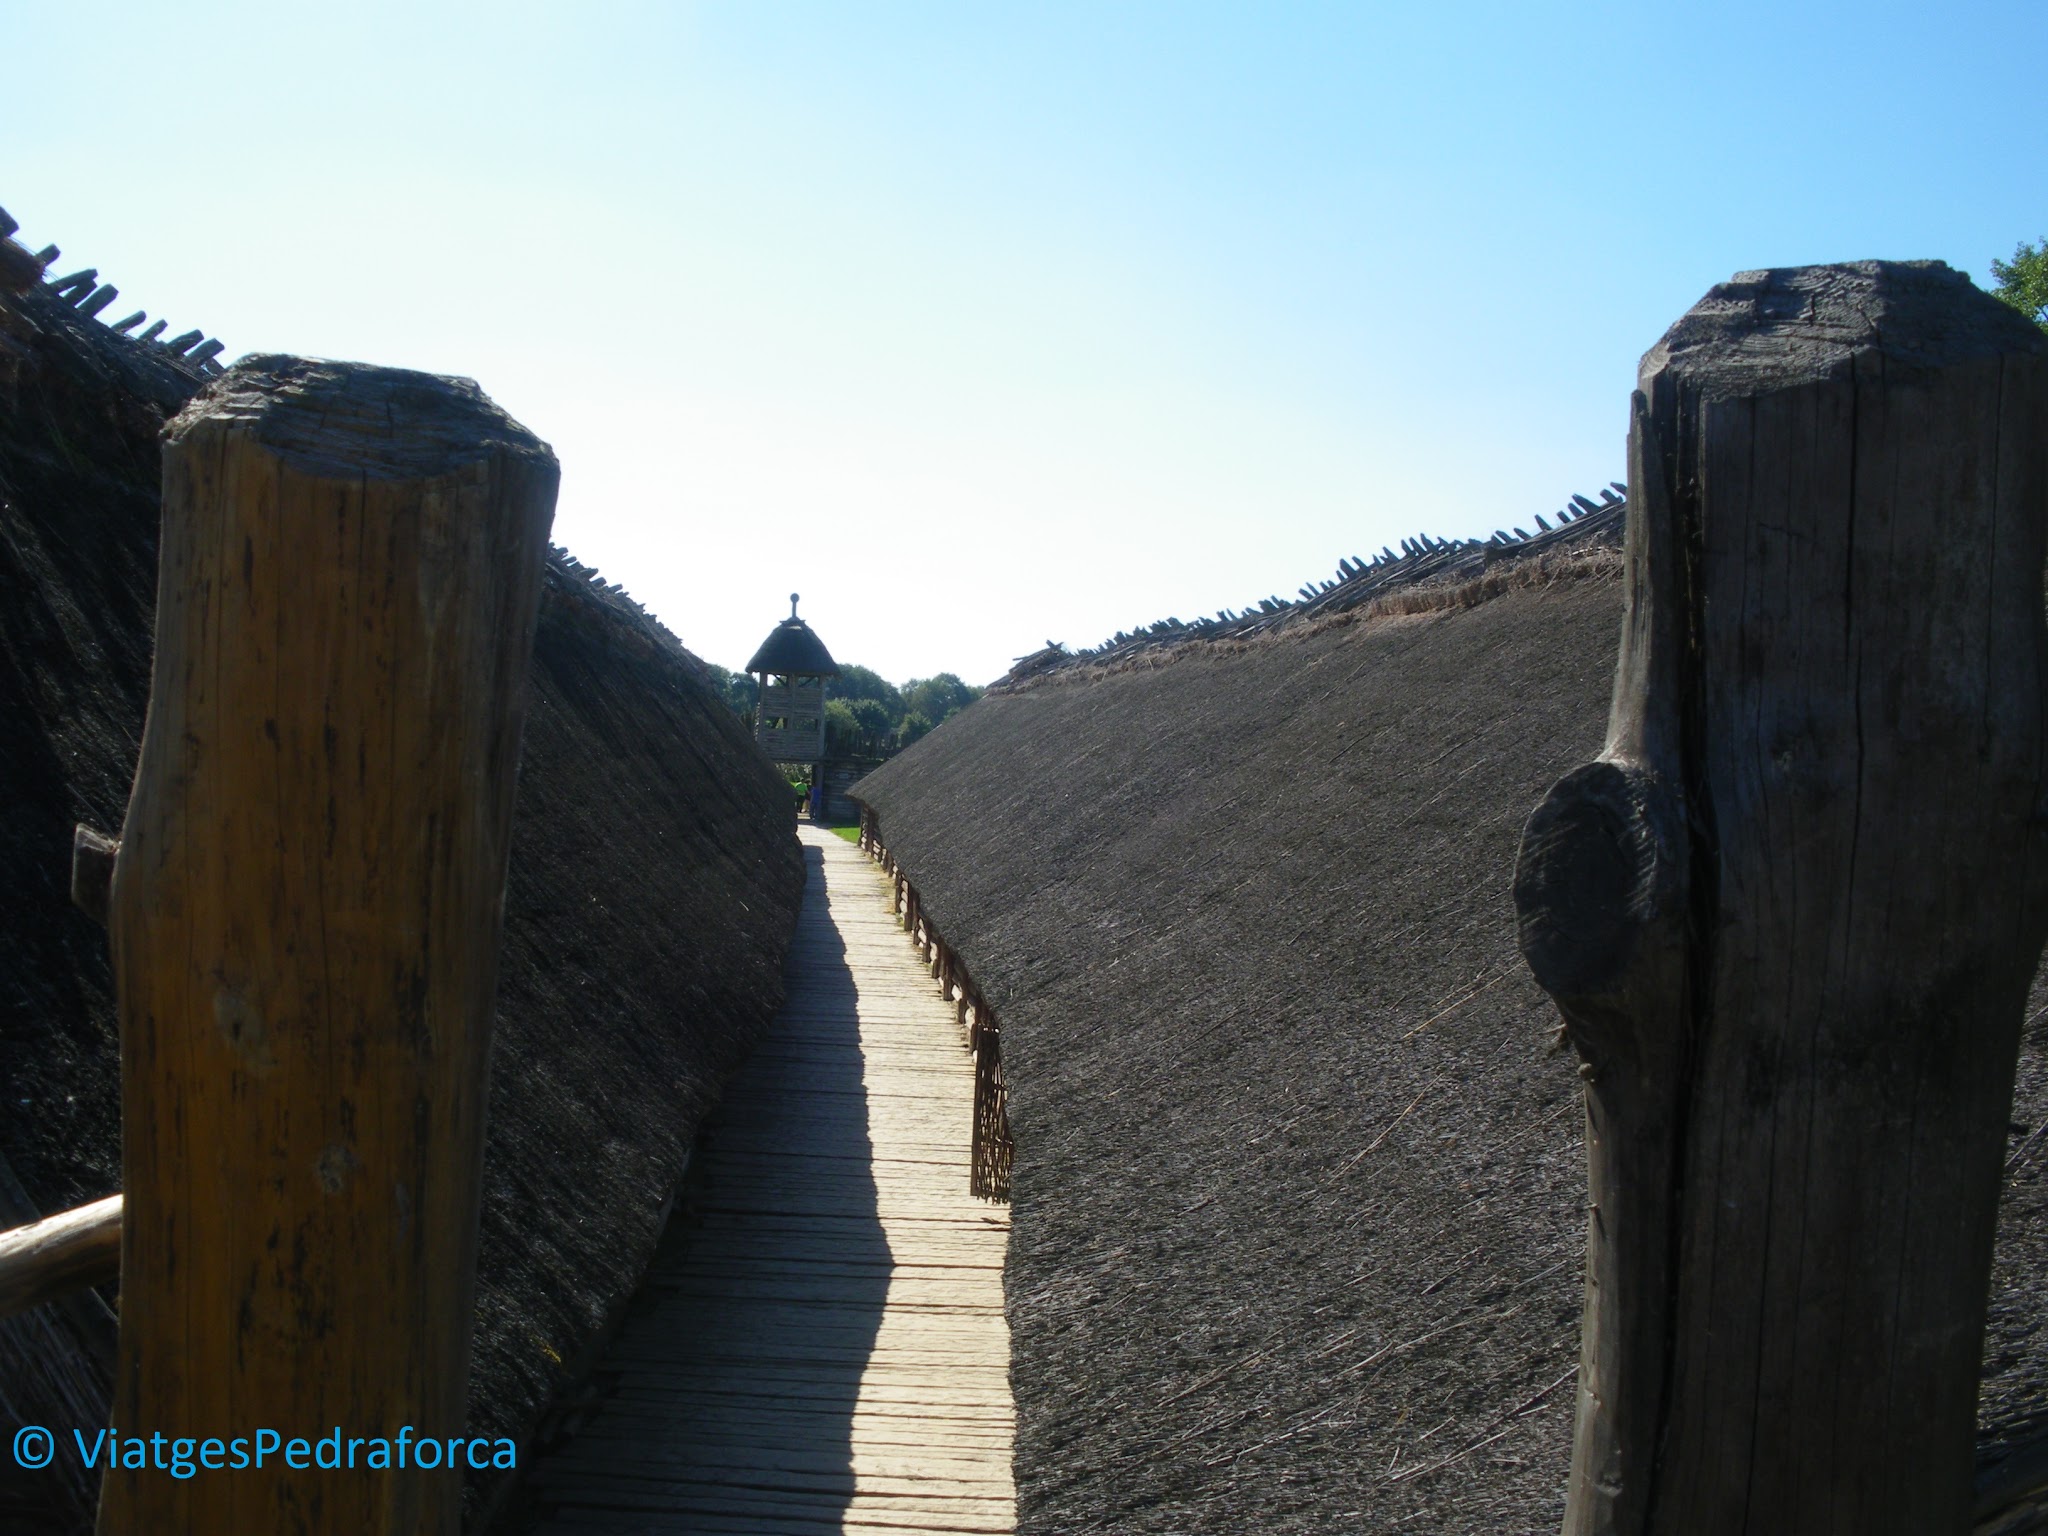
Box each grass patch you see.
[829,825,861,842]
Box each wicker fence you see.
[856,808,1013,1201]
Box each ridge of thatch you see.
[995,485,1625,692]
[0,204,230,377]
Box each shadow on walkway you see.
[522,840,891,1531]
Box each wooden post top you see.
[1642,259,2047,399]
[1519,256,2048,1536]
[165,354,556,480]
[102,352,558,1536]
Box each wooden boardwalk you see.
[529,825,1014,1534]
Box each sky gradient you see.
[8,1,2044,683]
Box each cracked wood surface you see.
[1516,261,2048,1536]
[100,358,557,1536]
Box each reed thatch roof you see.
[0,245,806,1531]
[994,487,1626,689]
[853,556,2048,1531]
[746,607,839,677]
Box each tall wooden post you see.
[1515,262,2048,1535]
[98,357,557,1534]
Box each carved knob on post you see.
[1516,262,2048,1536]
[98,357,556,1535]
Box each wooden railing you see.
[0,1195,120,1323]
[856,807,1013,1201]
[0,830,125,1326]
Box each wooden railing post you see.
[98,358,556,1534]
[1514,262,2048,1535]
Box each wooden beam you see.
[97,357,557,1535]
[0,1196,120,1322]
[0,239,44,293]
[70,824,117,924]
[1515,261,2048,1536]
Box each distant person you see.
[809,782,824,821]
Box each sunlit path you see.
[528,824,1014,1534]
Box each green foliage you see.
[824,698,865,756]
[830,825,862,843]
[833,664,906,716]
[1991,238,2048,331]
[704,663,760,714]
[716,652,983,759]
[849,698,894,736]
[845,672,983,752]
[902,673,980,726]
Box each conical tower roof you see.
[746,593,839,676]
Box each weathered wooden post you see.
[1515,262,2048,1534]
[99,357,556,1534]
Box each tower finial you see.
[790,592,800,620]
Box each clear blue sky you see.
[8,1,2042,684]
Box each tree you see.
[902,673,982,728]
[1991,236,2048,330]
[822,697,903,758]
[833,664,905,717]
[702,663,758,715]
[824,698,864,757]
[849,698,893,739]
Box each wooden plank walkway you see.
[527,825,1014,1534]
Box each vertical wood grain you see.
[98,357,556,1535]
[1516,263,2048,1536]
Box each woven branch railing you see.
[856,807,1013,1201]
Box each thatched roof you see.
[994,485,1626,689]
[0,232,806,1531]
[852,555,2048,1530]
[746,603,839,677]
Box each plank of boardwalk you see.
[528,825,1013,1535]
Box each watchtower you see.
[747,593,839,769]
